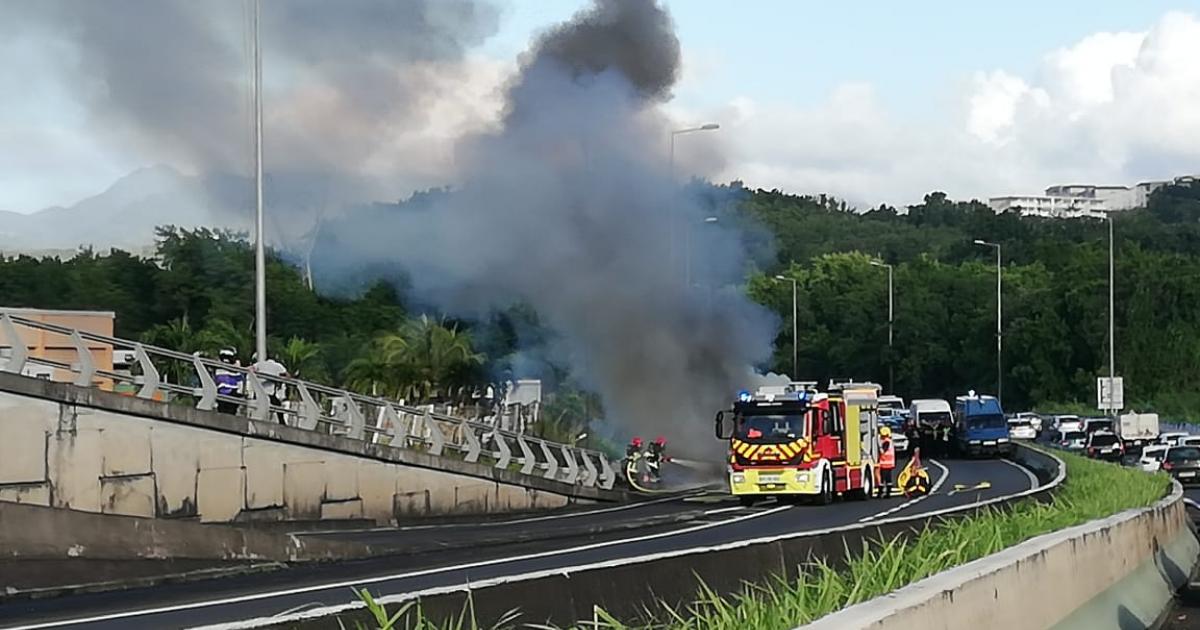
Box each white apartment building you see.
[989,174,1199,219]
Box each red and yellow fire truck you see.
[715,382,881,506]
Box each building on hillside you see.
[987,194,1109,219]
[990,174,1200,219]
[0,307,116,389]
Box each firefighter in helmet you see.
[646,436,668,483]
[877,425,897,498]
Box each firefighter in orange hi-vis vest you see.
[877,425,896,498]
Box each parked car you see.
[1014,411,1042,432]
[1007,417,1037,440]
[1053,415,1083,434]
[1161,446,1200,484]
[1085,431,1123,462]
[1139,445,1169,472]
[1158,431,1191,446]
[1057,430,1087,451]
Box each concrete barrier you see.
[0,373,618,524]
[0,500,376,564]
[237,451,1065,629]
[801,481,1198,630]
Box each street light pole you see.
[1108,213,1116,415]
[871,260,894,391]
[669,123,719,285]
[974,240,1002,405]
[253,0,267,363]
[686,216,719,289]
[774,275,798,379]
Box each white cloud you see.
[702,11,1200,208]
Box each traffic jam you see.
[1022,408,1200,484]
[622,381,1024,501]
[619,382,1197,500]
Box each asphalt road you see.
[0,456,1039,630]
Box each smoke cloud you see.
[317,0,778,455]
[11,0,501,210]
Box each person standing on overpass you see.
[251,353,289,424]
[214,348,244,415]
[877,425,896,498]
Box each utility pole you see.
[974,240,1002,405]
[774,275,798,379]
[253,0,267,362]
[871,260,894,392]
[668,124,719,286]
[1108,213,1116,415]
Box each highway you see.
[0,456,1039,630]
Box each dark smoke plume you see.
[11,0,500,212]
[317,0,778,455]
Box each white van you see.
[910,399,953,429]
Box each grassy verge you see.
[350,449,1169,630]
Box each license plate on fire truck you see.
[758,473,782,485]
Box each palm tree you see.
[141,317,204,386]
[276,336,324,381]
[397,316,485,403]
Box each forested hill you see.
[725,180,1200,415]
[1,180,1199,419]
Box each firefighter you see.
[646,436,668,483]
[877,425,897,498]
[624,437,644,486]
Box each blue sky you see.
[487,1,1190,116]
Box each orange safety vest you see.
[879,439,896,469]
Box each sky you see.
[2,0,1199,213]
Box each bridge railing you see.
[0,313,615,490]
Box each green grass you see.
[345,450,1169,630]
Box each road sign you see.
[1097,376,1124,411]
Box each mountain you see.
[0,165,249,255]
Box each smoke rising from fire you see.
[317,0,778,454]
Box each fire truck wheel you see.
[738,496,755,508]
[815,471,834,506]
[849,466,873,501]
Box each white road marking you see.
[198,456,1047,630]
[9,458,1053,630]
[298,492,696,535]
[1000,457,1040,491]
[858,458,951,523]
[6,504,793,630]
[703,506,746,516]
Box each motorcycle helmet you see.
[218,347,237,363]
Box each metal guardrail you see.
[0,313,615,491]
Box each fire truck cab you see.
[716,382,881,506]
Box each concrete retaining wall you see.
[0,374,598,524]
[0,500,374,563]
[803,481,1198,630]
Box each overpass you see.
[0,312,622,529]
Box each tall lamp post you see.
[686,216,719,288]
[668,123,720,284]
[774,275,798,379]
[870,260,894,392]
[252,0,267,363]
[974,239,1002,404]
[1107,212,1116,415]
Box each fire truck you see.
[715,382,881,506]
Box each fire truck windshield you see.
[735,413,806,442]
